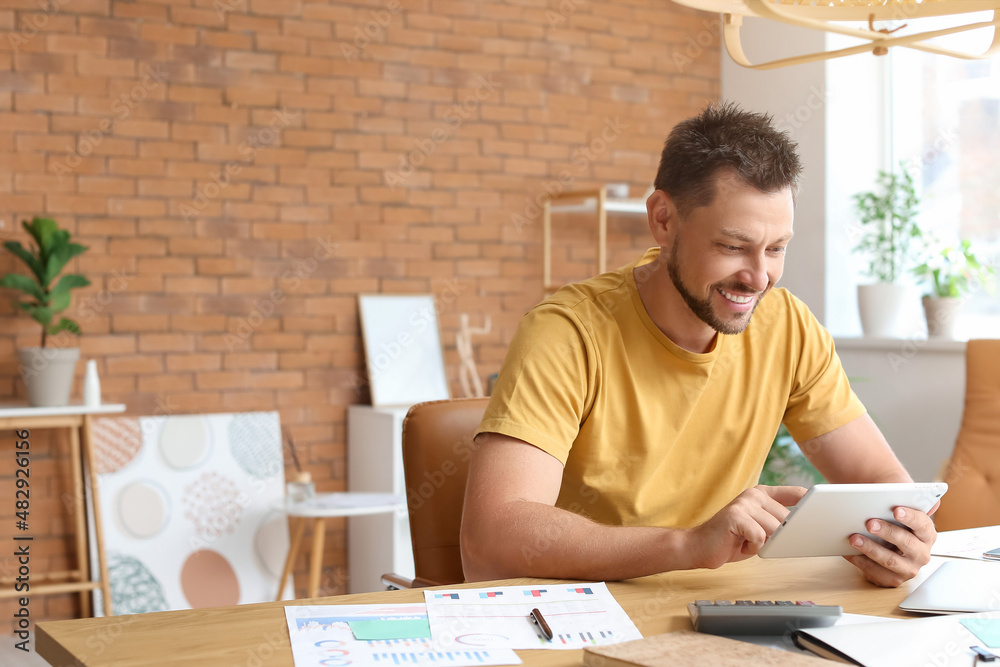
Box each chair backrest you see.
[401,397,490,586]
[934,339,1000,531]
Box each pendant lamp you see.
[672,0,1000,69]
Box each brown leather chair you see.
[934,339,1000,531]
[381,397,490,588]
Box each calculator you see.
[687,600,843,635]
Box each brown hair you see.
[653,101,802,217]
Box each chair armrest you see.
[380,572,446,590]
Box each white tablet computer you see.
[758,482,948,559]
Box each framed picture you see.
[358,294,450,407]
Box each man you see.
[460,102,936,588]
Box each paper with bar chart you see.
[284,603,521,667]
[424,582,642,650]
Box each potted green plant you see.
[851,168,924,337]
[913,238,996,339]
[0,217,90,406]
[759,425,824,487]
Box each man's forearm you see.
[802,414,913,484]
[460,499,694,582]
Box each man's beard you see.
[666,242,764,336]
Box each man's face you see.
[664,175,794,335]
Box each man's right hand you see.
[686,485,808,569]
[463,435,809,582]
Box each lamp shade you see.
[672,0,1000,69]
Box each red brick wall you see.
[0,0,719,628]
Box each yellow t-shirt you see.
[478,248,865,529]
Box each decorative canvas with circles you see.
[88,411,293,615]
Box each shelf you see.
[833,336,967,353]
[549,196,648,215]
[0,402,126,419]
[544,188,643,295]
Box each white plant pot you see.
[17,347,80,407]
[922,296,963,340]
[857,283,911,338]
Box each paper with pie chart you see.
[284,603,521,667]
[424,582,642,650]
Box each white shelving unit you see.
[346,404,415,593]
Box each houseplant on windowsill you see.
[913,238,996,339]
[851,168,924,338]
[0,217,90,406]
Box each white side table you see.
[0,402,126,617]
[275,492,405,600]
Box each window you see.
[888,14,1000,335]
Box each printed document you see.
[424,582,643,650]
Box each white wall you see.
[835,338,965,481]
[721,17,828,321]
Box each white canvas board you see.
[358,294,450,407]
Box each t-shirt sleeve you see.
[782,296,867,444]
[476,303,595,464]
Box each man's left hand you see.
[843,505,937,587]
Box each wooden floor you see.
[0,635,49,666]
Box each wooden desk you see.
[36,555,928,666]
[0,403,126,618]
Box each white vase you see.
[16,347,80,407]
[922,296,963,340]
[857,283,911,338]
[83,359,102,407]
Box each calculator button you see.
[713,600,734,605]
[735,600,754,605]
[796,601,816,606]
[775,601,794,606]
[754,600,775,605]
[694,600,713,606]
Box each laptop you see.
[900,560,1000,613]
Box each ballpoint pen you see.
[972,645,998,666]
[529,608,553,641]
